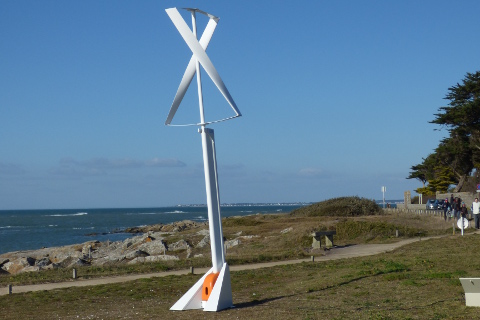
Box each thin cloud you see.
[51,157,186,177]
[0,162,26,175]
[298,168,325,177]
[146,158,186,167]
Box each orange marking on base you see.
[202,272,220,301]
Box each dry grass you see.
[0,210,457,286]
[1,233,479,319]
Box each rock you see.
[123,240,134,249]
[1,262,20,274]
[20,266,41,273]
[126,254,178,264]
[168,240,190,251]
[281,227,293,234]
[139,240,168,255]
[123,226,145,234]
[0,258,10,274]
[145,255,179,262]
[1,257,35,274]
[123,220,205,234]
[23,257,36,266]
[0,219,218,274]
[121,234,155,250]
[159,220,203,232]
[240,235,259,239]
[123,224,165,234]
[125,250,149,260]
[0,258,9,267]
[92,255,125,266]
[52,256,89,268]
[196,235,210,248]
[127,257,145,264]
[50,247,83,264]
[52,256,75,268]
[67,258,90,267]
[225,239,241,249]
[196,229,210,236]
[35,257,51,267]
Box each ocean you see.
[0,204,305,255]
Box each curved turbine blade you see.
[165,18,218,125]
[165,8,241,122]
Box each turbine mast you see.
[165,7,241,312]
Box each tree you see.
[408,71,480,194]
[408,154,455,195]
[427,166,456,193]
[434,133,473,191]
[407,154,437,187]
[431,71,480,136]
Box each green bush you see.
[290,196,382,217]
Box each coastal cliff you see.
[0,220,212,275]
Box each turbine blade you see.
[165,18,218,125]
[165,8,241,123]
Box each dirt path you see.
[0,236,436,297]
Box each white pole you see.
[201,129,224,273]
[191,11,206,126]
[382,186,386,208]
[190,10,224,273]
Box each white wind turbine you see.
[165,7,241,312]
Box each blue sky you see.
[1,1,479,209]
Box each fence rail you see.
[384,208,445,216]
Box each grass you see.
[1,208,478,319]
[1,234,479,319]
[0,209,458,286]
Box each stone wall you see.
[436,192,477,209]
[402,190,479,210]
[402,191,425,209]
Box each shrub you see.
[290,196,382,217]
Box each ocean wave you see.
[48,225,58,227]
[0,225,26,229]
[126,212,163,215]
[165,210,185,214]
[192,216,206,221]
[46,212,88,217]
[73,227,94,230]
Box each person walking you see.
[451,198,456,220]
[442,198,451,221]
[461,202,468,218]
[449,194,454,218]
[472,198,480,229]
[454,198,462,220]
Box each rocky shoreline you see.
[0,220,213,275]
